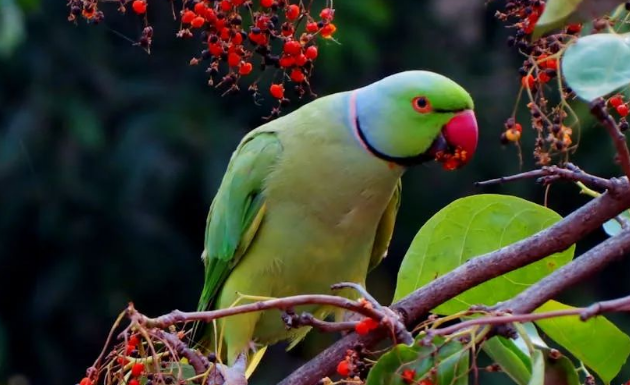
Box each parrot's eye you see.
[412,96,432,113]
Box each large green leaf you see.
[393,194,575,314]
[365,337,468,385]
[562,33,630,101]
[535,300,630,383]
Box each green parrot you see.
[196,70,478,376]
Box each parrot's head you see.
[353,71,478,170]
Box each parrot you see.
[196,70,478,379]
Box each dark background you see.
[1,1,629,384]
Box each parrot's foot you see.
[212,354,247,385]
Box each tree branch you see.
[279,179,630,385]
[503,229,630,314]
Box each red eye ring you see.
[412,96,432,113]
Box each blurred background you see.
[1,0,629,384]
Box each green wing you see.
[368,179,402,272]
[197,131,282,312]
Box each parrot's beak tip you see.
[433,110,479,170]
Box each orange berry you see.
[320,7,334,21]
[270,84,284,99]
[617,104,629,117]
[521,74,535,89]
[79,378,93,385]
[194,2,206,15]
[506,128,521,142]
[401,369,416,384]
[610,95,624,107]
[260,0,273,7]
[182,10,196,24]
[191,16,205,28]
[306,22,319,33]
[132,0,147,15]
[286,4,300,20]
[284,40,301,56]
[336,360,351,377]
[227,52,241,67]
[320,23,336,38]
[131,363,144,377]
[305,46,318,60]
[239,62,253,75]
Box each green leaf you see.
[543,354,580,385]
[602,211,630,237]
[534,0,622,38]
[365,337,468,385]
[562,33,630,101]
[534,300,630,383]
[393,194,575,314]
[528,350,545,385]
[534,0,582,38]
[483,336,532,385]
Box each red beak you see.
[436,110,479,170]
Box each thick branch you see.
[590,100,630,181]
[504,229,630,314]
[279,179,630,385]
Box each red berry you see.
[617,104,629,117]
[294,54,307,66]
[336,360,351,377]
[419,380,434,385]
[191,16,205,28]
[194,2,206,15]
[128,335,140,346]
[220,27,231,40]
[117,357,129,366]
[182,10,196,24]
[125,344,135,355]
[401,369,416,384]
[567,23,582,34]
[546,59,558,70]
[306,22,319,33]
[131,363,144,377]
[228,52,241,67]
[132,0,147,15]
[363,317,379,330]
[279,55,295,68]
[320,7,334,21]
[610,95,624,107]
[232,32,243,45]
[286,4,300,20]
[129,379,139,385]
[513,123,523,133]
[538,72,550,84]
[320,23,336,38]
[270,84,284,99]
[232,0,244,6]
[239,62,253,75]
[305,45,318,60]
[208,43,223,56]
[290,68,305,83]
[79,378,92,385]
[215,18,226,30]
[260,0,273,7]
[220,0,231,12]
[284,40,301,56]
[521,74,535,89]
[204,8,216,21]
[354,320,370,335]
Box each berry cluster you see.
[67,0,337,118]
[334,346,369,381]
[494,0,587,165]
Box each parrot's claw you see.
[214,353,248,385]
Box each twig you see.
[475,164,613,191]
[131,294,384,329]
[279,179,630,385]
[153,330,210,383]
[590,99,630,181]
[282,311,357,333]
